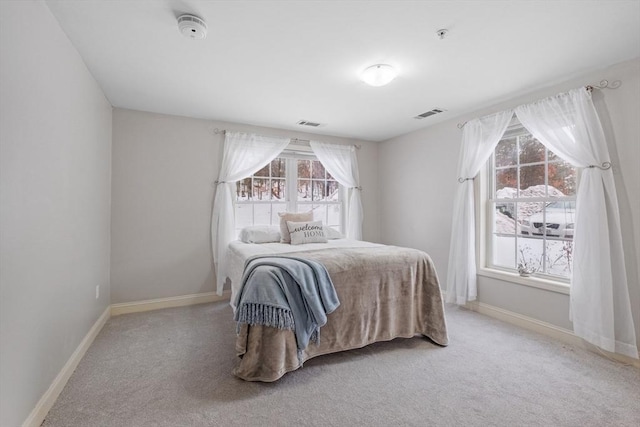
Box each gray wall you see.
[0,1,113,426]
[379,58,640,340]
[111,108,379,303]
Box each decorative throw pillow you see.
[324,226,344,240]
[278,211,313,243]
[287,220,328,245]
[238,226,281,243]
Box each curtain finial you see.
[586,80,621,91]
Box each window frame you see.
[477,123,577,295]
[234,148,345,235]
[291,154,343,230]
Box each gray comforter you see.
[234,245,449,381]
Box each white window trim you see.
[476,268,570,295]
[476,150,571,296]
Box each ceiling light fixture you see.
[361,64,398,87]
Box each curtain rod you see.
[212,128,361,149]
[456,79,621,130]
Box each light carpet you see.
[42,302,640,427]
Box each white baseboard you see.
[22,306,111,427]
[110,290,231,316]
[465,300,640,368]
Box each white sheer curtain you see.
[309,141,363,240]
[211,132,290,294]
[515,88,638,358]
[445,110,514,305]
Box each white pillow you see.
[324,226,344,240]
[278,211,313,243]
[238,226,281,244]
[286,220,328,245]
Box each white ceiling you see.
[45,0,640,142]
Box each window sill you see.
[478,268,570,295]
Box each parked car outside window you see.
[520,201,575,239]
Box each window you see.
[487,123,577,280]
[235,157,287,233]
[295,158,341,229]
[235,154,342,236]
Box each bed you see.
[227,239,449,382]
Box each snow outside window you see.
[235,155,342,236]
[488,125,577,281]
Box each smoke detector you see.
[177,14,207,40]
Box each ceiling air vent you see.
[297,120,324,127]
[414,108,446,119]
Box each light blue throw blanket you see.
[233,255,340,359]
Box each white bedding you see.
[227,238,384,310]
